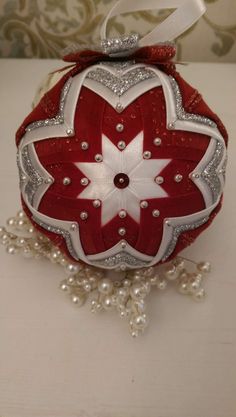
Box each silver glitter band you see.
[21,146,44,206]
[86,67,156,97]
[162,216,209,262]
[201,141,225,203]
[93,252,149,269]
[26,78,73,132]
[169,76,216,128]
[33,216,79,261]
[101,34,139,56]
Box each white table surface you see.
[0,59,235,417]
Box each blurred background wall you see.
[0,0,235,62]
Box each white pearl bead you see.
[102,296,113,310]
[22,247,33,258]
[80,177,89,186]
[60,283,69,292]
[119,210,127,218]
[81,141,89,150]
[133,314,148,330]
[63,177,71,186]
[116,123,124,132]
[66,128,74,136]
[17,210,25,218]
[98,279,113,295]
[178,281,189,295]
[143,150,151,159]
[93,199,101,208]
[157,279,168,290]
[6,245,18,255]
[117,287,129,299]
[193,288,206,302]
[80,211,88,221]
[155,176,164,185]
[118,227,126,236]
[65,264,79,275]
[188,278,201,293]
[152,209,160,218]
[16,237,26,247]
[117,141,126,150]
[197,262,211,274]
[140,201,148,209]
[153,137,162,146]
[174,174,183,183]
[130,284,147,300]
[95,154,103,162]
[165,266,178,281]
[7,218,15,227]
[71,294,85,306]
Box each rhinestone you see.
[81,141,89,150]
[143,151,151,159]
[80,211,88,220]
[117,141,126,150]
[70,223,77,231]
[121,241,127,249]
[168,122,175,130]
[165,220,171,226]
[174,174,183,183]
[155,176,164,185]
[93,199,101,208]
[116,123,124,132]
[63,177,71,186]
[118,227,126,236]
[140,201,148,209]
[153,138,162,146]
[95,154,103,162]
[80,177,89,186]
[152,209,160,218]
[119,210,127,219]
[66,128,74,136]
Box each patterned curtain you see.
[0,0,235,62]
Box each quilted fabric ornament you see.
[1,0,228,335]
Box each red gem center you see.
[114,173,130,189]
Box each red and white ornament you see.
[16,0,228,271]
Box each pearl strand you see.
[0,211,211,337]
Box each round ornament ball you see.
[16,58,228,271]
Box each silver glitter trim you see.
[201,141,225,203]
[26,78,73,132]
[33,216,79,261]
[101,34,139,56]
[162,216,209,262]
[169,76,216,128]
[86,67,156,97]
[100,61,135,71]
[16,150,26,188]
[21,146,44,206]
[93,252,149,269]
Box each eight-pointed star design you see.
[76,132,171,225]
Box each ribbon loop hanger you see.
[100,0,206,46]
